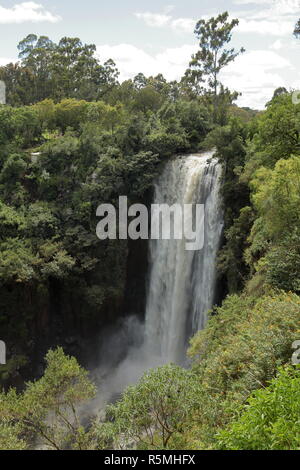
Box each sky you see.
[0,0,299,109]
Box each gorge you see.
[99,151,224,402]
[1,12,299,448]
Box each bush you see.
[189,292,300,401]
[266,232,300,293]
[107,364,202,449]
[217,366,300,450]
[0,348,97,450]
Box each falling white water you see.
[144,152,223,364]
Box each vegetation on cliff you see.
[0,13,300,451]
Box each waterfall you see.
[144,151,223,364]
[94,152,223,401]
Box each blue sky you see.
[0,0,299,108]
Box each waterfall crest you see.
[144,152,223,364]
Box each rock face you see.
[0,195,151,387]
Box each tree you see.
[54,98,89,132]
[242,93,300,178]
[193,12,244,95]
[217,366,300,450]
[251,156,300,241]
[133,73,148,90]
[184,12,244,120]
[51,37,98,100]
[107,364,201,449]
[217,206,254,293]
[0,423,27,450]
[95,59,120,100]
[0,63,36,106]
[0,348,98,450]
[133,86,162,113]
[272,87,288,99]
[266,231,300,293]
[189,292,300,401]
[1,35,120,104]
[17,34,55,102]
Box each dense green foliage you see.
[189,292,300,400]
[0,35,119,105]
[2,290,300,450]
[0,348,96,450]
[214,92,300,295]
[1,13,300,451]
[107,365,202,449]
[102,291,299,450]
[217,366,300,450]
[106,75,300,451]
[177,82,300,450]
[184,12,244,123]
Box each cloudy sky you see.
[0,0,299,108]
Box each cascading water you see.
[95,152,223,402]
[144,151,223,364]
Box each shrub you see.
[217,366,300,450]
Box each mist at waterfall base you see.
[93,152,223,405]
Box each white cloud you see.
[237,18,294,36]
[0,57,16,66]
[97,44,297,108]
[270,37,299,51]
[233,0,271,4]
[96,43,196,82]
[270,39,284,50]
[134,12,171,28]
[164,5,175,14]
[233,0,300,36]
[134,9,196,33]
[135,1,299,36]
[171,18,196,33]
[226,50,291,73]
[234,0,299,9]
[221,50,293,108]
[0,2,61,24]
